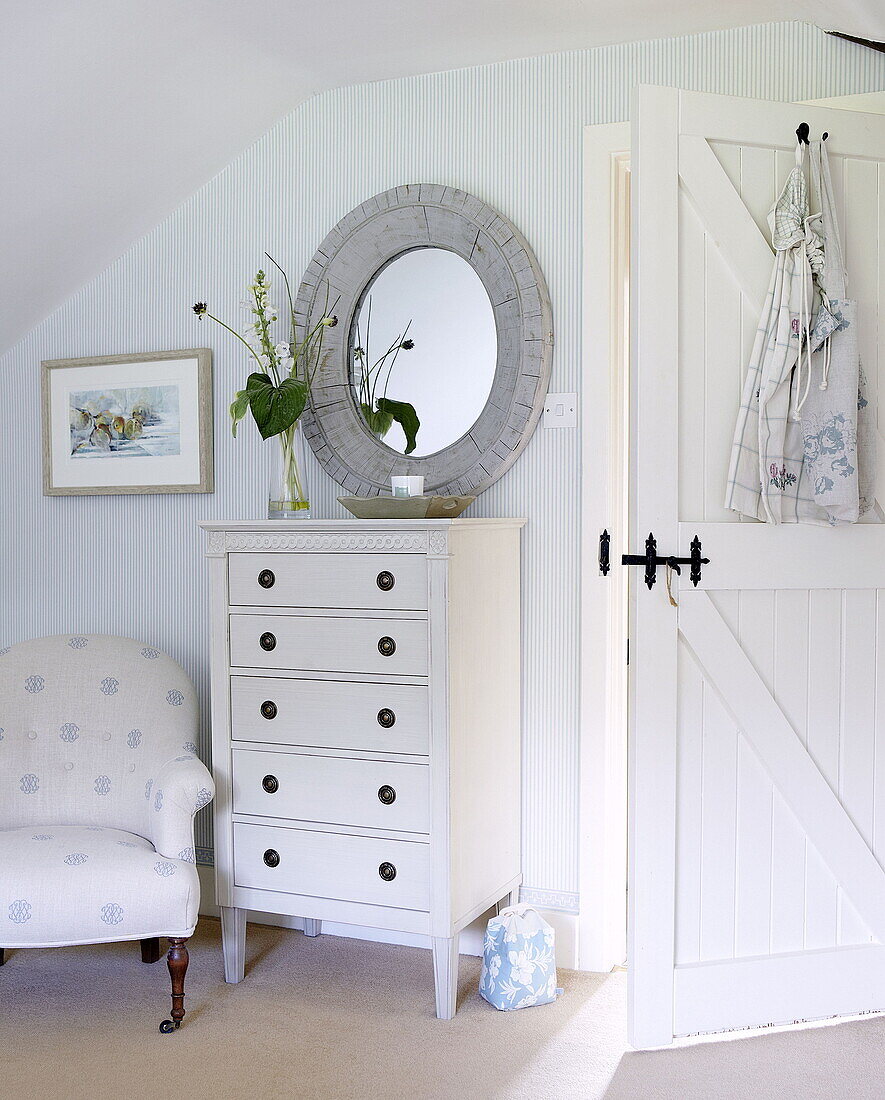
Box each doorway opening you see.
[579,123,631,974]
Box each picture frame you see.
[42,348,214,496]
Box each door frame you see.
[578,121,631,973]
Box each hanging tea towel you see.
[479,904,562,1011]
[724,143,821,523]
[795,139,875,523]
[726,137,874,524]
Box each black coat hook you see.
[796,122,829,145]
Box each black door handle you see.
[599,530,611,576]
[621,533,709,589]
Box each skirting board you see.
[197,865,579,967]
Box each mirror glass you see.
[349,248,497,457]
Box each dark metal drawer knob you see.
[378,861,397,882]
[377,636,396,657]
[258,569,276,589]
[377,708,396,728]
[378,785,396,805]
[259,632,277,651]
[260,700,278,720]
[262,774,279,794]
[376,570,395,592]
[263,849,280,868]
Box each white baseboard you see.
[197,865,579,966]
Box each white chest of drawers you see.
[200,519,524,1018]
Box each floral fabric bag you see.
[479,904,562,1011]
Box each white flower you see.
[543,929,555,947]
[508,949,534,986]
[515,994,536,1009]
[488,955,502,979]
[274,342,292,359]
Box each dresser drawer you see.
[233,822,430,910]
[229,552,427,611]
[230,676,429,755]
[233,749,430,833]
[229,614,428,677]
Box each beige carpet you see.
[2,919,883,1100]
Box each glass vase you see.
[268,421,310,519]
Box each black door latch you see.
[598,529,611,575]
[620,533,709,590]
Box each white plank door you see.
[629,86,885,1048]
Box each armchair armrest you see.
[148,754,215,862]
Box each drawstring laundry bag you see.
[479,904,562,1011]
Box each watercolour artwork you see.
[42,349,213,496]
[69,385,181,459]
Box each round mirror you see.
[349,248,497,457]
[295,184,553,497]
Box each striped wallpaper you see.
[1,22,883,903]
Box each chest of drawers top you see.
[201,519,525,554]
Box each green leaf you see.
[246,372,308,440]
[376,398,420,455]
[361,402,393,438]
[229,389,251,437]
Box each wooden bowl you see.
[338,495,476,519]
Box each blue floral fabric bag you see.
[479,904,562,1011]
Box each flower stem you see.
[277,424,307,510]
[203,312,266,372]
[265,252,296,348]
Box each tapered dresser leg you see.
[0,948,5,966]
[303,918,322,937]
[432,935,460,1020]
[220,905,246,983]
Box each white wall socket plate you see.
[543,392,577,429]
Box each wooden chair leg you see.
[140,937,161,964]
[160,937,189,1032]
[0,948,5,966]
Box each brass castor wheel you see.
[159,1019,179,1034]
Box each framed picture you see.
[42,348,214,496]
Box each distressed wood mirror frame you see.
[294,184,554,496]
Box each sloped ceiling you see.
[2,1,883,356]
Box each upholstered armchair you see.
[0,634,214,1031]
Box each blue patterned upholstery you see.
[0,635,213,947]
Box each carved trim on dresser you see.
[209,531,430,554]
[205,530,228,557]
[427,531,449,556]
